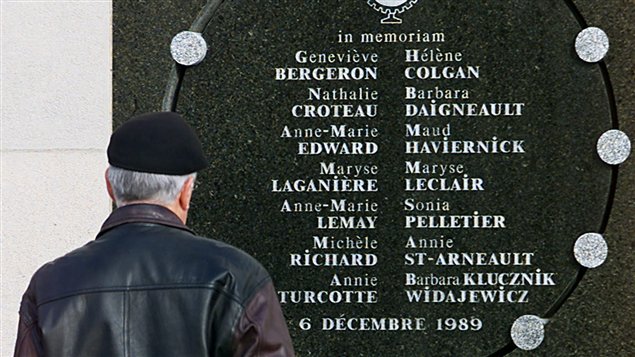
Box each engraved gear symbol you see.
[367,0,419,24]
[367,0,419,15]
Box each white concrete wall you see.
[0,1,112,355]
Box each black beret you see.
[108,112,208,175]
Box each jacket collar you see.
[97,203,194,238]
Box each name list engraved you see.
[270,27,556,335]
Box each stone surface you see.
[113,1,635,355]
[1,151,111,356]
[1,2,112,356]
[1,2,111,151]
[507,2,635,355]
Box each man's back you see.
[16,204,292,357]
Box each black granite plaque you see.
[113,1,635,355]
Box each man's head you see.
[106,166,195,206]
[105,112,208,222]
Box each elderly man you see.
[14,112,295,357]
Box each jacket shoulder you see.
[31,225,271,307]
[186,233,272,301]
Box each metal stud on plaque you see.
[597,129,631,165]
[575,27,609,63]
[574,233,608,268]
[170,31,208,66]
[510,315,546,351]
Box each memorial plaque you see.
[114,1,634,355]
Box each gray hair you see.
[107,166,196,207]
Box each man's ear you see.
[178,176,195,211]
[105,168,116,202]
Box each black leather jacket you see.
[14,204,295,357]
